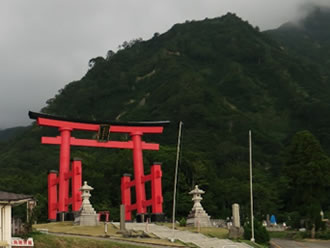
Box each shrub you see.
[287,211,302,229]
[243,220,270,244]
[179,218,187,227]
[315,230,330,239]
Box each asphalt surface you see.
[271,238,330,248]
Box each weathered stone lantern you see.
[186,185,211,227]
[74,181,99,226]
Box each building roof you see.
[0,191,33,204]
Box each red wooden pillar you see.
[71,159,82,212]
[48,170,58,221]
[130,132,146,216]
[121,174,132,221]
[151,163,163,214]
[58,127,72,213]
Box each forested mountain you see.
[266,7,330,70]
[265,6,330,151]
[1,7,330,226]
[0,126,28,142]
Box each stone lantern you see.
[186,185,211,227]
[74,181,99,226]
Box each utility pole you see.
[249,130,255,242]
[171,121,183,242]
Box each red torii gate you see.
[29,111,169,222]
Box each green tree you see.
[284,130,330,231]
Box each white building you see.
[0,191,33,247]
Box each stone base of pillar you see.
[56,212,65,222]
[136,214,147,223]
[56,212,74,221]
[151,213,164,222]
[228,226,244,239]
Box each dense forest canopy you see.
[1,6,330,228]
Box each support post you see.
[131,132,146,220]
[120,204,126,231]
[249,130,255,242]
[121,174,132,221]
[58,127,72,215]
[71,159,82,212]
[171,121,183,241]
[151,163,164,222]
[48,170,58,221]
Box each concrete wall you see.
[0,204,12,246]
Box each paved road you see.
[113,223,252,248]
[271,238,330,248]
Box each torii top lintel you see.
[29,111,170,150]
[29,111,170,132]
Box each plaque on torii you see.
[29,111,169,222]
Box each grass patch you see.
[157,223,228,239]
[174,239,199,248]
[32,233,146,248]
[197,227,228,239]
[268,230,304,240]
[34,222,118,237]
[268,231,291,239]
[33,222,185,247]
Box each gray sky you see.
[0,0,329,128]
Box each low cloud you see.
[296,0,330,20]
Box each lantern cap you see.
[80,181,94,191]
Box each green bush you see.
[287,211,302,229]
[315,230,330,239]
[286,209,325,233]
[179,218,187,227]
[243,220,270,244]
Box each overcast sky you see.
[0,0,329,129]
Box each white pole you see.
[249,130,255,242]
[171,121,183,242]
